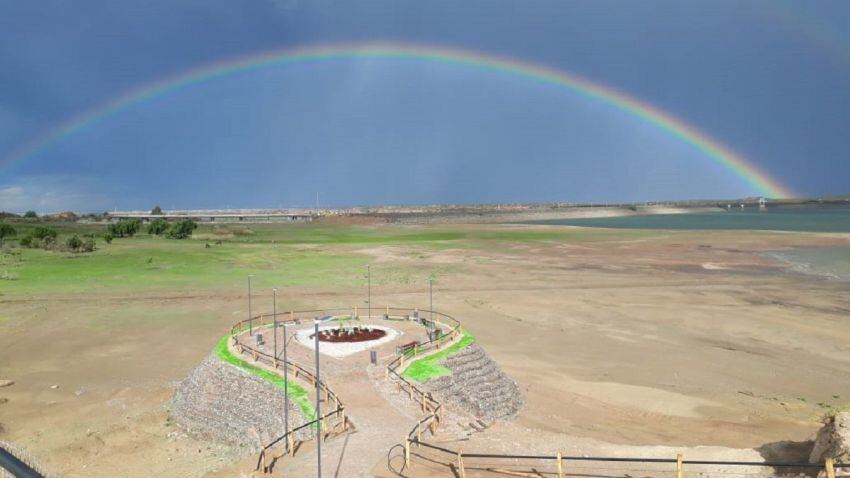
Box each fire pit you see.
[296,324,400,358]
[311,326,387,343]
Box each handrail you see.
[238,306,457,474]
[408,438,847,473]
[229,310,349,473]
[380,308,465,471]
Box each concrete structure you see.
[105,211,314,223]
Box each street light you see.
[367,264,371,321]
[272,288,278,368]
[282,321,290,451]
[429,275,435,335]
[314,319,323,478]
[247,275,254,335]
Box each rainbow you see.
[2,42,795,198]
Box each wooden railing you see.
[407,442,846,478]
[379,308,464,471]
[229,310,350,474]
[379,311,848,478]
[233,306,461,474]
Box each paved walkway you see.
[236,320,430,477]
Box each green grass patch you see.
[0,222,660,296]
[402,330,475,383]
[214,335,316,421]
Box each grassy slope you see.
[402,330,475,383]
[214,335,316,421]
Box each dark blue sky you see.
[1,0,848,211]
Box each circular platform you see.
[295,324,401,358]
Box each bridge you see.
[104,211,314,223]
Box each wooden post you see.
[557,451,564,478]
[405,438,411,469]
[676,453,683,478]
[826,457,836,478]
[421,393,426,412]
[386,305,390,317]
[416,424,421,447]
[457,449,466,478]
[290,310,293,323]
[400,354,405,369]
[354,306,357,318]
[287,426,294,456]
[384,367,389,381]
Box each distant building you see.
[758,197,767,210]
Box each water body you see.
[764,247,850,281]
[526,205,850,232]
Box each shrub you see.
[167,219,197,239]
[107,218,142,238]
[19,235,33,247]
[103,233,113,244]
[66,235,82,251]
[32,227,57,240]
[151,205,163,215]
[81,235,96,252]
[147,218,169,235]
[0,224,15,240]
[23,210,37,218]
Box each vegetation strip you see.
[214,336,316,421]
[403,330,475,382]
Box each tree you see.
[167,219,197,239]
[23,210,37,218]
[0,224,15,240]
[151,205,163,215]
[147,218,169,235]
[32,226,57,240]
[103,233,113,244]
[107,218,142,238]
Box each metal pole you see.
[367,264,371,321]
[429,276,433,332]
[273,288,278,366]
[248,275,253,335]
[283,322,289,450]
[314,319,322,477]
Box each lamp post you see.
[314,319,322,477]
[429,276,434,332]
[282,321,289,450]
[272,288,278,367]
[367,264,371,320]
[247,275,254,335]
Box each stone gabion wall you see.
[0,440,61,478]
[425,343,523,423]
[170,354,310,452]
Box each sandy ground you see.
[1,225,849,477]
